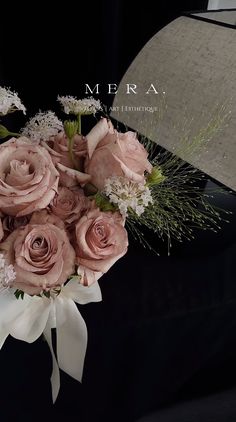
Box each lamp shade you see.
[111,10,236,191]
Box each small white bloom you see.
[104,176,153,217]
[21,111,63,142]
[0,253,16,290]
[0,87,26,116]
[58,95,101,115]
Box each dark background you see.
[1,0,208,117]
[1,1,236,422]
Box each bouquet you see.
[0,87,230,401]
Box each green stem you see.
[67,114,81,168]
[68,136,77,168]
[77,114,81,135]
[9,131,21,137]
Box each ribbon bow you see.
[0,278,102,402]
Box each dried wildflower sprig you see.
[171,102,231,161]
[21,111,63,142]
[123,101,232,254]
[0,87,26,116]
[127,151,232,255]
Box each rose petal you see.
[77,265,103,286]
[113,154,145,183]
[86,118,113,159]
[57,163,91,186]
[63,277,102,304]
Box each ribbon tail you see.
[56,297,88,382]
[0,331,8,349]
[44,322,60,404]
[0,288,31,348]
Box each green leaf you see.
[0,124,10,139]
[14,289,25,300]
[146,166,166,186]
[95,192,117,212]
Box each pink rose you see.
[29,209,65,230]
[47,132,87,169]
[49,186,89,225]
[75,208,128,286]
[0,211,75,295]
[85,118,152,190]
[42,132,91,187]
[0,137,59,217]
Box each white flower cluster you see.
[0,253,16,290]
[58,95,101,115]
[104,176,153,217]
[0,87,26,116]
[21,111,63,142]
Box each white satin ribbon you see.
[0,278,102,402]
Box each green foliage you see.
[0,124,10,139]
[127,151,232,255]
[63,120,78,139]
[95,192,117,212]
[41,287,61,298]
[146,166,166,186]
[14,289,25,300]
[126,101,233,255]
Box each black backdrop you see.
[1,1,208,114]
[2,1,236,422]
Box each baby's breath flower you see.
[0,253,16,291]
[104,176,153,217]
[58,95,101,115]
[21,111,63,142]
[0,87,26,116]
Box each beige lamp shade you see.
[111,10,236,191]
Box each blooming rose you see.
[49,186,88,225]
[0,137,59,217]
[0,211,75,295]
[85,118,152,190]
[75,208,128,286]
[42,132,91,187]
[29,209,65,229]
[51,132,87,168]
